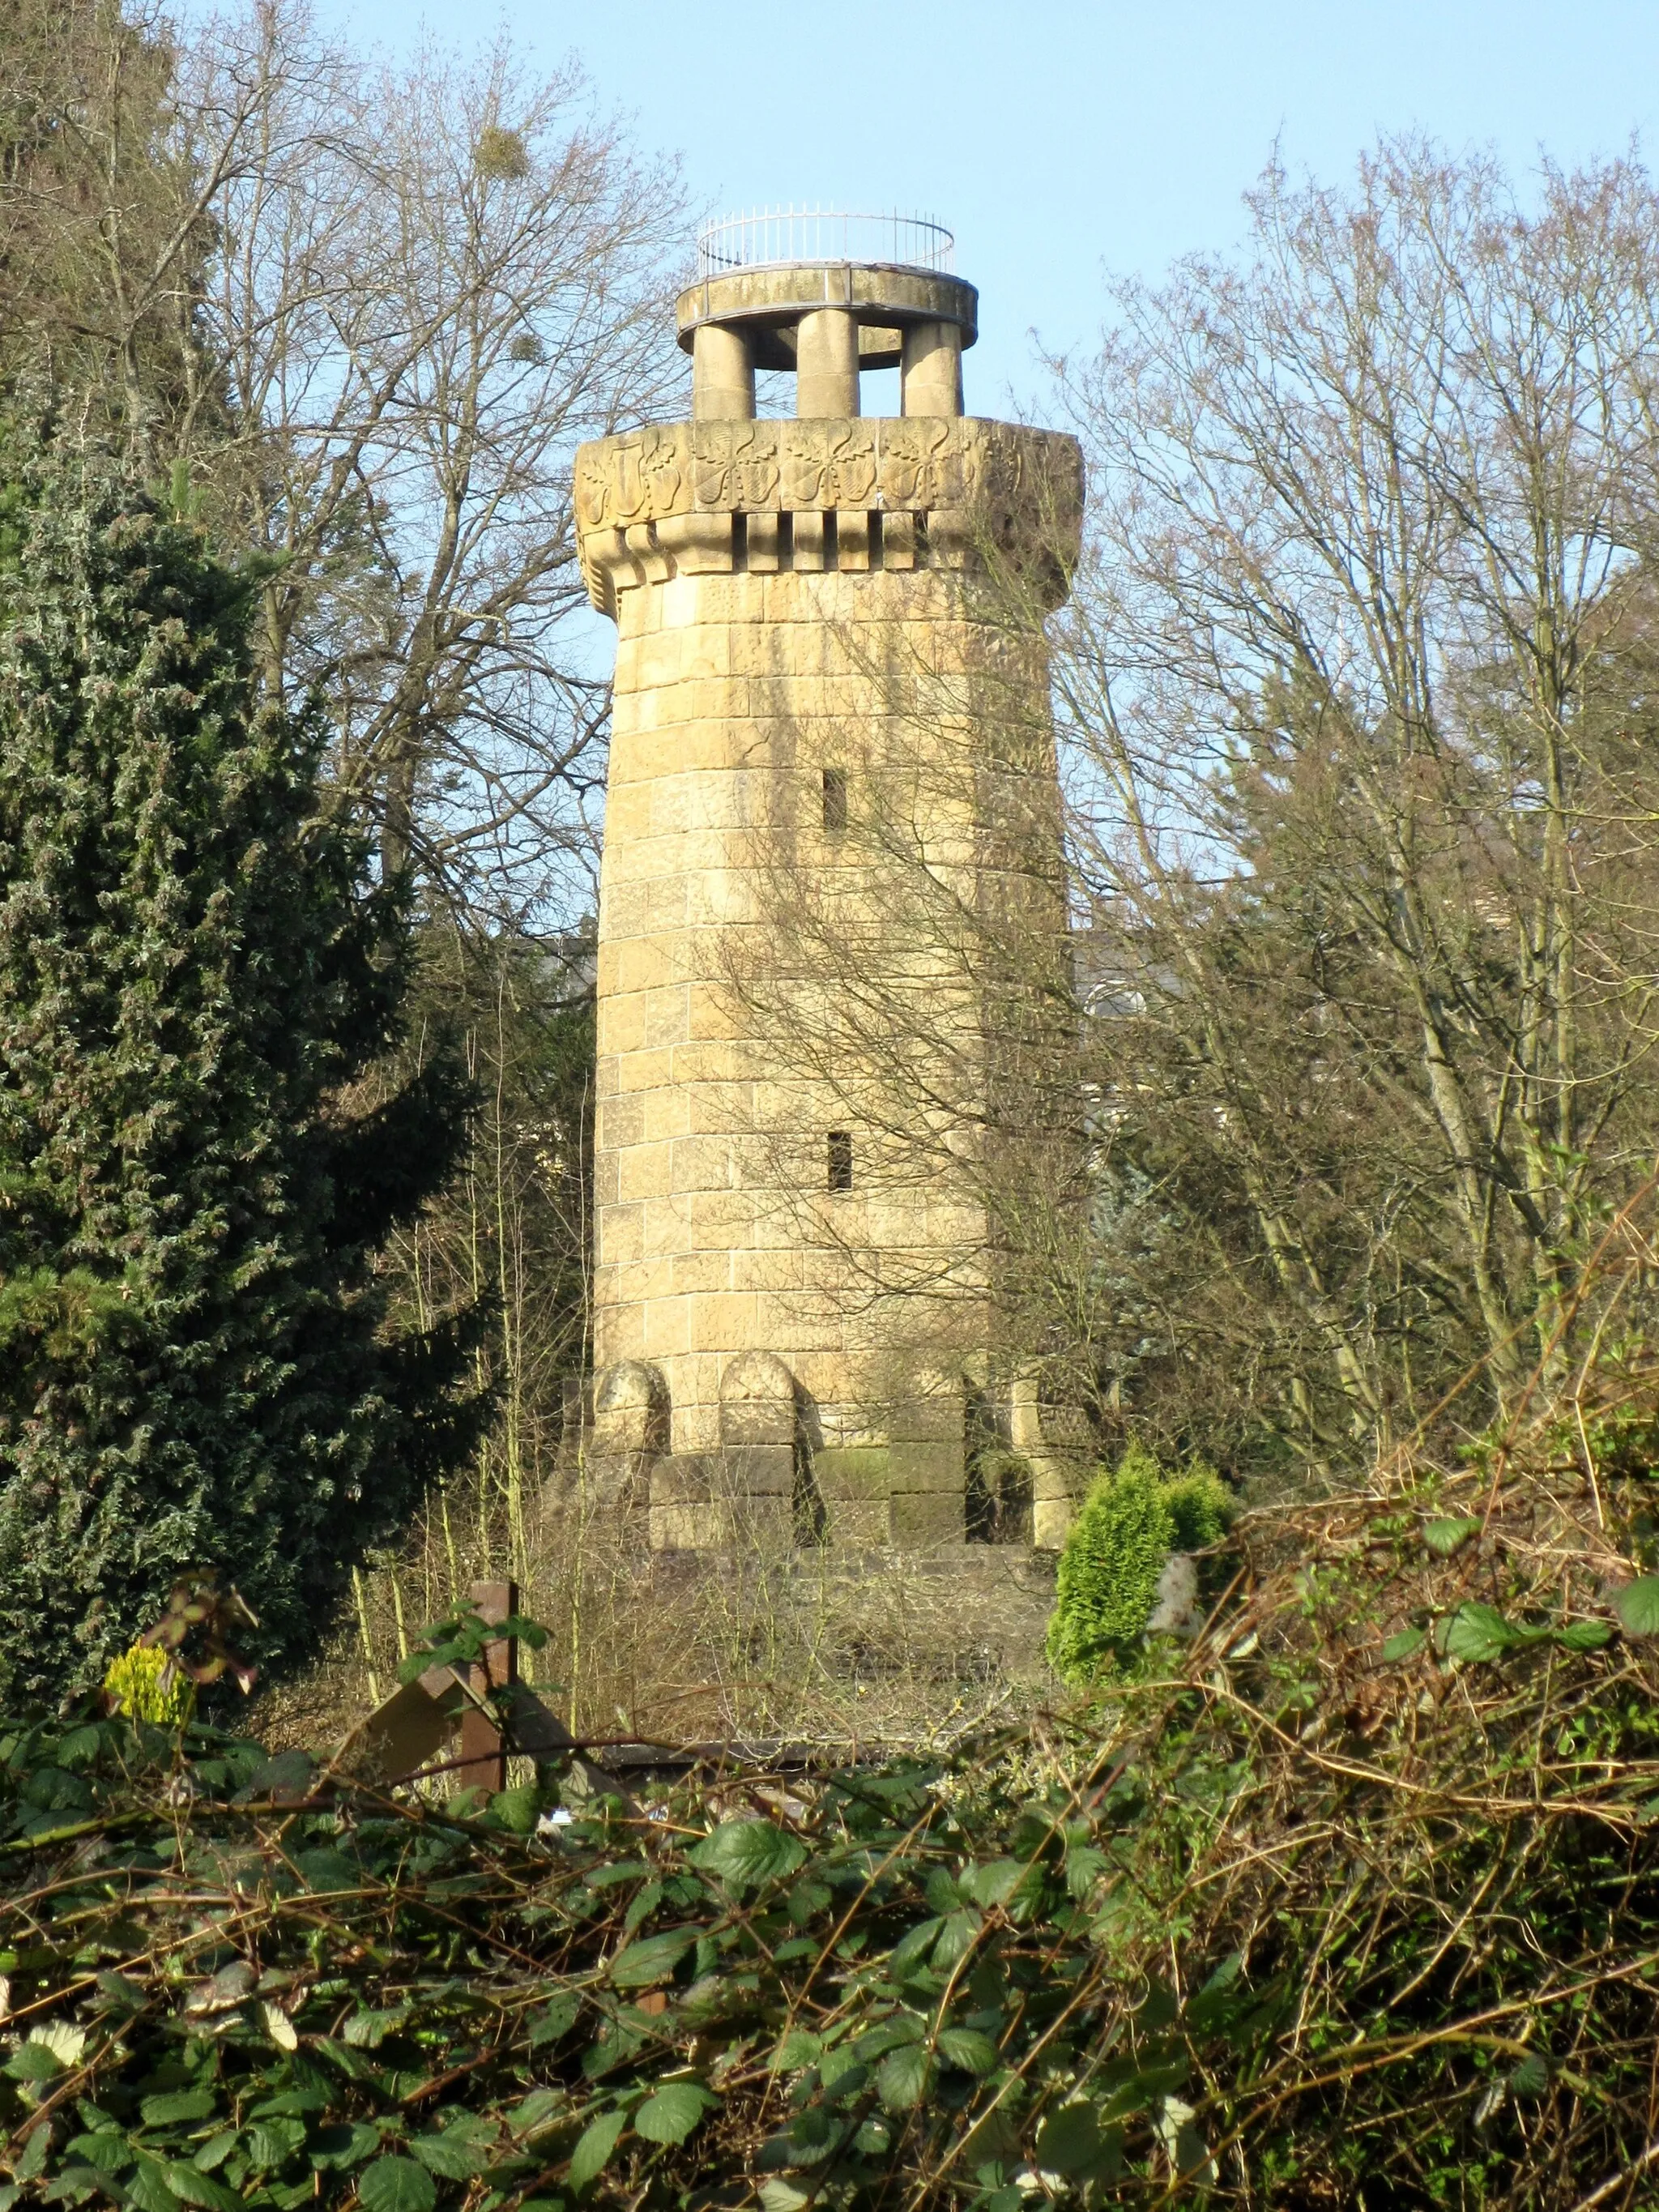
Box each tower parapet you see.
[576,415,1077,615]
[573,215,1083,1554]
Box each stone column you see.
[693,322,755,421]
[902,321,963,416]
[796,308,860,416]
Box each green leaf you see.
[408,2128,493,2180]
[693,1818,806,1889]
[876,2043,934,2112]
[790,2107,834,2157]
[64,2134,134,2174]
[295,1848,358,1892]
[1509,2052,1550,2096]
[245,2120,306,2173]
[1034,2103,1110,2177]
[1380,1628,1426,1662]
[358,2157,436,2212]
[530,1993,582,2048]
[889,1916,945,1973]
[608,1928,695,1988]
[1556,1620,1613,1650]
[622,1879,667,1934]
[1100,2060,1188,2120]
[787,1878,833,1925]
[309,2123,381,2171]
[141,2090,219,2129]
[937,2028,998,2075]
[771,2031,823,2073]
[160,2163,241,2211]
[820,2053,868,2101]
[1616,1575,1659,1636]
[1424,1516,1482,1555]
[125,2158,185,2212]
[923,1867,963,1912]
[490,1784,543,1836]
[193,2133,237,2174]
[758,2184,810,2212]
[633,2082,719,2146]
[933,1908,983,1966]
[4,2042,63,2082]
[1441,1603,1524,1663]
[507,2090,566,2141]
[567,2108,627,2190]
[962,1860,1024,1907]
[852,2013,925,2061]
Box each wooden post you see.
[454,1578,517,1796]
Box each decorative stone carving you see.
[783,422,877,509]
[876,417,960,507]
[692,421,781,510]
[574,418,1083,610]
[577,417,1078,527]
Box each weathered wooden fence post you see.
[455,1578,517,1796]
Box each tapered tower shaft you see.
[575,222,1081,1548]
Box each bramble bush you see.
[6,1390,1659,2212]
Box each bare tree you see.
[1,0,221,434]
[5,0,688,922]
[1054,142,1659,1445]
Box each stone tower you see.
[574,211,1081,1552]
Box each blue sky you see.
[291,0,1659,416]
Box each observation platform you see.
[676,207,979,418]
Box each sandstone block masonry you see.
[569,249,1084,1554]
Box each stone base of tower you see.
[548,1348,1089,1557]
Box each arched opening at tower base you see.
[556,1350,1085,1562]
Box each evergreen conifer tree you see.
[1046,1443,1232,1685]
[0,427,482,1698]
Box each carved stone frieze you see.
[576,416,1082,613]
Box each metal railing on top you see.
[696,207,955,279]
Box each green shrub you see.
[101,1640,191,1726]
[1045,1442,1232,1685]
[1162,1458,1231,1551]
[6,1399,1659,2212]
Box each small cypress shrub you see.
[1162,1459,1231,1552]
[1046,1442,1232,1685]
[102,1642,190,1725]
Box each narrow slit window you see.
[827,1130,853,1192]
[821,765,848,833]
